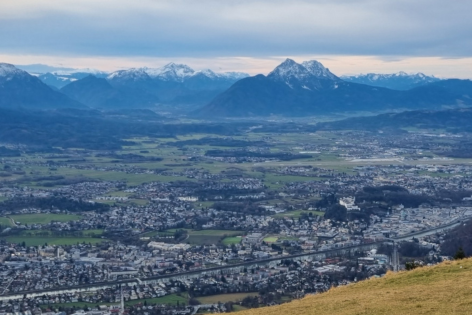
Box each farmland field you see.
[10,213,81,225]
[125,294,187,306]
[42,294,187,309]
[262,236,278,243]
[222,236,242,245]
[179,230,244,246]
[188,230,243,236]
[0,236,104,246]
[197,292,258,304]
[0,217,13,227]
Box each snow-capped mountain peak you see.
[52,68,108,76]
[0,63,26,78]
[301,60,338,80]
[145,63,195,81]
[194,69,218,79]
[268,58,312,80]
[107,68,151,81]
[268,58,339,85]
[220,72,249,80]
[340,72,441,90]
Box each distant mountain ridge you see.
[30,63,249,108]
[0,63,84,110]
[60,75,160,109]
[34,62,248,88]
[37,70,109,89]
[194,58,472,117]
[341,72,441,90]
[5,60,472,114]
[105,63,249,106]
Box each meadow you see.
[197,292,259,304]
[42,293,187,309]
[10,213,81,225]
[0,236,103,246]
[186,230,244,245]
[222,236,242,245]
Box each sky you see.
[1,0,472,77]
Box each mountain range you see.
[59,75,160,109]
[194,59,472,117]
[34,63,249,108]
[341,72,441,90]
[105,63,248,106]
[2,60,472,116]
[37,70,108,89]
[0,63,83,109]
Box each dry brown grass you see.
[241,258,472,315]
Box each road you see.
[0,217,468,301]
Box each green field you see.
[42,294,187,309]
[222,236,242,245]
[125,294,187,306]
[10,213,81,225]
[187,235,223,245]
[188,230,243,236]
[182,230,244,246]
[0,217,13,227]
[197,292,258,304]
[19,229,104,237]
[262,236,278,243]
[0,236,104,246]
[278,236,299,241]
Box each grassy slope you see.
[240,258,472,315]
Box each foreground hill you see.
[240,258,472,315]
[194,59,472,117]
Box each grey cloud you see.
[0,0,471,58]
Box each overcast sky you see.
[1,0,472,77]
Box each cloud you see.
[0,0,471,58]
[1,0,471,78]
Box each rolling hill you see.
[239,258,472,315]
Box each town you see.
[0,129,471,315]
